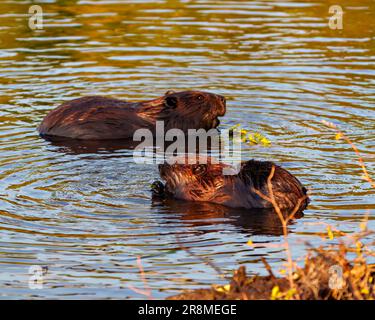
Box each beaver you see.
[152,158,309,212]
[38,90,226,140]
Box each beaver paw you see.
[151,180,165,197]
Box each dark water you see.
[0,0,374,299]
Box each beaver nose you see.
[158,163,170,175]
[216,95,226,116]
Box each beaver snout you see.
[158,163,170,179]
[218,95,226,104]
[215,94,226,116]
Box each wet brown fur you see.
[38,91,226,140]
[157,159,309,211]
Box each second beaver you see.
[38,90,226,140]
[153,158,309,212]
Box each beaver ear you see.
[165,90,175,95]
[165,96,178,108]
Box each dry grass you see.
[168,241,375,300]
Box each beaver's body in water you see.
[153,158,309,212]
[38,90,226,140]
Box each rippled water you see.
[0,0,374,299]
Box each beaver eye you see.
[165,96,178,108]
[197,94,204,101]
[192,164,206,176]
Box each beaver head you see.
[156,157,226,201]
[139,90,226,133]
[154,157,310,212]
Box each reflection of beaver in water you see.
[152,158,309,212]
[151,198,303,236]
[38,90,226,140]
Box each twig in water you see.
[176,234,229,281]
[127,255,154,299]
[322,120,375,189]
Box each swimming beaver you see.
[152,158,309,212]
[38,90,226,140]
